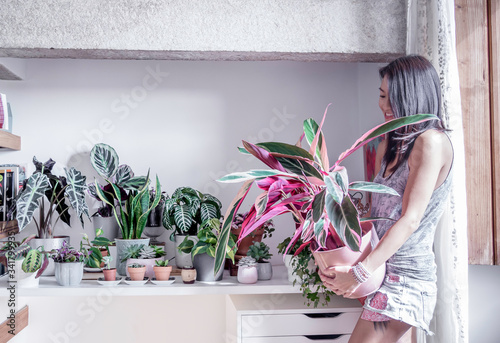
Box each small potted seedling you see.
[102,256,116,281]
[153,260,172,281]
[237,256,258,284]
[247,241,273,280]
[127,263,146,281]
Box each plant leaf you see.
[16,173,50,231]
[90,143,119,180]
[324,174,344,204]
[214,180,253,276]
[311,189,326,223]
[242,141,286,172]
[256,142,315,161]
[174,204,194,233]
[115,164,134,185]
[218,170,300,183]
[334,114,438,169]
[200,202,218,223]
[64,167,90,226]
[275,157,324,180]
[349,181,399,196]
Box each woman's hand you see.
[319,265,360,299]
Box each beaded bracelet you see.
[351,262,372,284]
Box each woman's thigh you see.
[348,318,412,343]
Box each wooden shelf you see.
[0,131,21,150]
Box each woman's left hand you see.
[319,265,360,299]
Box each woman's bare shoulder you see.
[411,129,453,165]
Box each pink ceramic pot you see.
[312,223,385,298]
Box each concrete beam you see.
[0,0,406,62]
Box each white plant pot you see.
[28,236,70,276]
[54,262,84,286]
[237,265,258,284]
[10,259,39,288]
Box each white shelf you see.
[0,266,302,297]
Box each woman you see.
[319,55,453,342]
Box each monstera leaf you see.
[16,173,50,231]
[65,167,90,226]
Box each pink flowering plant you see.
[213,106,438,274]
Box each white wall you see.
[0,59,381,266]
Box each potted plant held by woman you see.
[163,187,223,268]
[15,157,90,275]
[90,143,162,276]
[214,106,438,299]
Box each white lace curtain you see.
[406,0,469,342]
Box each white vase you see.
[237,265,258,284]
[54,262,84,286]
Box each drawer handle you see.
[304,313,342,318]
[304,334,344,340]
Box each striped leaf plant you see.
[213,106,438,275]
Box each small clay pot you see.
[181,266,196,284]
[153,265,172,281]
[127,265,146,281]
[102,268,117,281]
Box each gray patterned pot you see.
[115,238,150,276]
[256,262,273,280]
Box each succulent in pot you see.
[247,241,273,280]
[237,256,258,284]
[101,255,116,281]
[153,259,172,281]
[121,244,166,278]
[214,106,438,298]
[127,263,146,281]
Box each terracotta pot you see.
[99,249,108,269]
[127,266,146,281]
[312,223,385,298]
[153,266,172,281]
[232,226,265,256]
[126,258,162,278]
[102,268,117,281]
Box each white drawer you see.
[242,334,351,343]
[241,311,360,337]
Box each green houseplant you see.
[178,218,236,282]
[214,107,438,298]
[121,244,166,278]
[247,241,273,280]
[80,228,114,269]
[153,259,172,281]
[101,255,116,281]
[90,143,162,276]
[14,157,89,275]
[162,187,222,268]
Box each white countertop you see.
[0,265,302,297]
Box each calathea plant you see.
[162,187,222,241]
[213,106,438,274]
[90,143,162,240]
[16,157,89,238]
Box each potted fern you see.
[90,143,162,276]
[15,157,89,275]
[214,107,438,298]
[121,244,166,278]
[162,187,222,268]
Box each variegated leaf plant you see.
[162,186,223,241]
[213,106,438,275]
[16,157,90,238]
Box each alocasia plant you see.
[213,105,438,274]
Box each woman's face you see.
[379,75,394,122]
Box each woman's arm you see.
[320,130,451,297]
